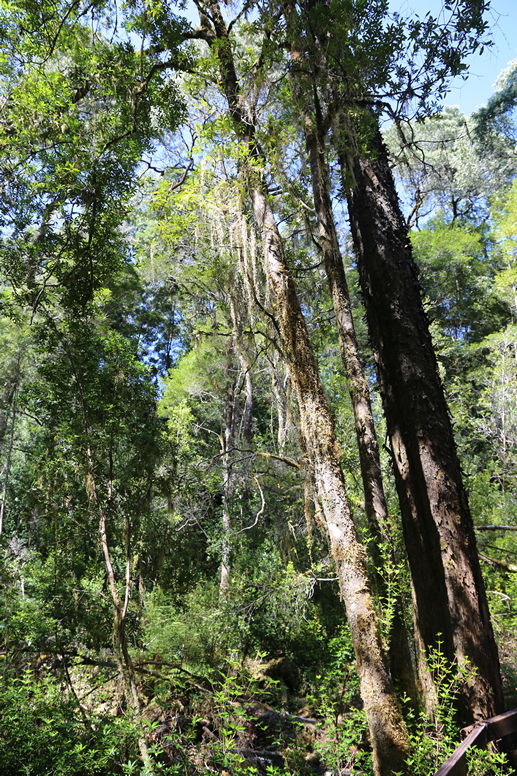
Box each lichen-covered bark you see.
[302,95,389,557]
[300,94,417,703]
[194,4,410,771]
[333,113,503,722]
[250,184,409,776]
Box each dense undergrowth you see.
[1,562,515,776]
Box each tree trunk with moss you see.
[249,180,409,776]
[304,101,388,562]
[298,83,417,702]
[194,5,410,772]
[333,111,504,723]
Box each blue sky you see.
[390,0,516,114]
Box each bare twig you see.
[237,476,265,532]
[476,525,517,532]
[479,552,517,573]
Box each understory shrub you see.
[403,644,512,776]
[0,670,140,776]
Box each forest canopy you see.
[0,1,515,775]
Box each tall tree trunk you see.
[0,353,22,535]
[250,177,409,776]
[332,111,504,723]
[296,75,417,702]
[0,381,18,537]
[270,349,289,454]
[220,343,236,598]
[0,370,19,448]
[299,79,388,562]
[195,6,410,772]
[230,293,253,450]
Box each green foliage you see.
[376,535,409,648]
[0,0,185,320]
[0,670,140,776]
[142,555,332,674]
[207,671,265,773]
[305,625,372,775]
[403,645,513,776]
[221,558,319,661]
[313,706,372,776]
[491,178,517,314]
[412,219,506,342]
[386,105,516,225]
[0,3,515,775]
[466,747,513,776]
[161,340,226,409]
[474,60,517,148]
[142,583,221,669]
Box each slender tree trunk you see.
[270,350,289,453]
[220,345,236,597]
[250,182,409,776]
[230,294,253,450]
[0,356,21,536]
[0,373,19,448]
[85,445,150,765]
[332,112,504,722]
[196,6,410,772]
[296,78,417,702]
[221,290,255,597]
[0,405,16,537]
[300,82,388,560]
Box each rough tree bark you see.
[250,158,409,776]
[219,341,236,597]
[0,354,21,535]
[295,69,388,562]
[193,5,410,773]
[332,111,504,722]
[292,69,417,701]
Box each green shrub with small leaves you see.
[0,670,140,776]
[402,644,513,776]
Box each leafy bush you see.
[403,645,513,776]
[0,670,140,776]
[142,555,329,673]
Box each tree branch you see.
[476,525,517,532]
